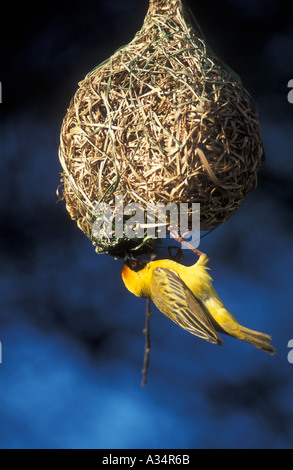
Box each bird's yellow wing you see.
[151,267,222,345]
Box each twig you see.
[141,298,152,387]
[168,226,206,257]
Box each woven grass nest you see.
[58,0,263,258]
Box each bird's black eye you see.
[131,261,137,268]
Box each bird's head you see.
[122,255,150,297]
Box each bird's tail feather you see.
[236,325,275,355]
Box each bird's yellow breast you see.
[121,263,152,297]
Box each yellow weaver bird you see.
[122,254,275,354]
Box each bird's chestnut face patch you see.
[125,258,148,272]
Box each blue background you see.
[0,0,293,449]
